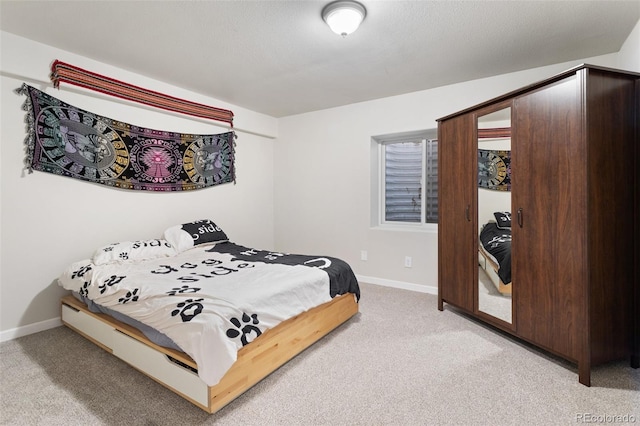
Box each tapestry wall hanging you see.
[18,84,235,191]
[478,149,511,191]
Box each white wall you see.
[2,17,638,339]
[274,38,639,294]
[617,18,640,71]
[0,32,278,339]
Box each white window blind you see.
[384,141,423,222]
[383,138,438,224]
[424,138,438,223]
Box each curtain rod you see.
[1,70,275,139]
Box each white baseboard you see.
[0,276,435,343]
[355,274,438,295]
[0,317,62,343]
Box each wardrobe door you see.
[438,113,476,312]
[512,74,587,362]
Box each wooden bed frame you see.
[478,246,511,295]
[61,293,358,413]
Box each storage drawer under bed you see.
[61,298,209,409]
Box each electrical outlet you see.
[361,250,368,261]
[404,256,412,268]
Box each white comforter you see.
[58,244,333,386]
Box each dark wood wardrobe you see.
[437,64,639,386]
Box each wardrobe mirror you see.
[477,107,513,324]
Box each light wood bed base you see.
[61,293,358,413]
[478,247,512,295]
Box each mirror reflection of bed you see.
[477,107,512,324]
[478,240,512,323]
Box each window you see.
[371,130,438,228]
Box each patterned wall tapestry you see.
[18,84,235,191]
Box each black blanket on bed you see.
[479,223,512,284]
[208,242,361,300]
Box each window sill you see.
[371,223,438,233]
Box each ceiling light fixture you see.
[322,0,366,37]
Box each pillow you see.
[493,211,511,229]
[93,239,177,265]
[163,219,228,252]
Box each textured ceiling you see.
[1,1,638,117]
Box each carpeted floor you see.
[1,283,638,425]
[478,266,512,323]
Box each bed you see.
[478,213,512,295]
[57,219,360,413]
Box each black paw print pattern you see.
[119,288,140,304]
[171,298,204,322]
[71,265,92,279]
[118,252,129,261]
[98,275,126,294]
[226,313,262,346]
[166,285,201,296]
[79,281,90,297]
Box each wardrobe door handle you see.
[517,208,523,228]
[465,205,471,222]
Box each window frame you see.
[371,129,438,232]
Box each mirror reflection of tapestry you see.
[477,149,511,191]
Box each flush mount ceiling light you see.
[322,0,366,37]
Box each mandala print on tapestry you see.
[478,149,511,191]
[17,84,235,191]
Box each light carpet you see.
[1,283,638,425]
